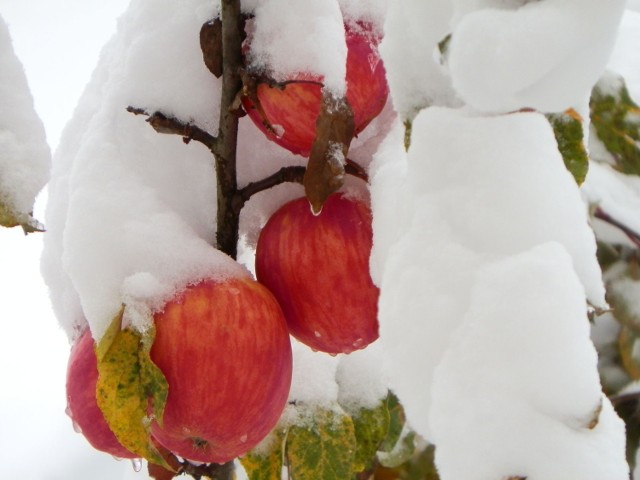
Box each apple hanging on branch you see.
[256,193,380,355]
[240,21,388,158]
[67,275,293,472]
[148,277,293,464]
[66,329,138,460]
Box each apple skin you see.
[242,23,388,156]
[255,193,379,354]
[149,277,292,464]
[66,329,137,459]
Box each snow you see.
[379,1,459,120]
[376,107,607,439]
[0,15,50,219]
[40,0,251,342]
[583,161,640,241]
[369,1,638,476]
[248,0,347,95]
[336,341,387,411]
[447,0,625,113]
[430,244,627,480]
[22,0,640,478]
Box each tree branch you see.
[213,0,244,259]
[234,159,369,210]
[126,107,219,154]
[594,207,640,249]
[237,166,306,206]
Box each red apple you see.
[241,23,388,156]
[149,276,292,464]
[255,193,379,354]
[66,329,137,459]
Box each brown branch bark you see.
[237,166,306,206]
[214,0,244,259]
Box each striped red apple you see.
[255,193,379,354]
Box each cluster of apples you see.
[65,19,387,467]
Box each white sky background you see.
[0,1,135,478]
[0,1,638,479]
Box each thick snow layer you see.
[447,0,625,113]
[248,0,347,95]
[336,341,387,410]
[379,1,459,120]
[430,243,628,480]
[608,9,640,103]
[375,107,607,442]
[0,15,50,218]
[41,0,391,342]
[41,0,247,341]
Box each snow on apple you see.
[242,21,388,157]
[0,15,50,228]
[38,0,640,477]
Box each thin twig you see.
[234,158,369,209]
[237,165,306,206]
[126,107,219,154]
[594,207,640,248]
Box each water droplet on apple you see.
[352,338,364,349]
[272,124,285,138]
[72,420,83,434]
[240,434,248,443]
[131,458,143,472]
[314,331,322,338]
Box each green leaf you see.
[376,393,416,469]
[375,444,440,480]
[403,119,413,152]
[590,73,640,176]
[240,428,286,480]
[96,311,170,469]
[379,392,407,454]
[546,109,589,185]
[348,401,390,473]
[286,408,356,480]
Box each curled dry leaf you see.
[303,93,355,214]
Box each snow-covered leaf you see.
[375,444,440,480]
[0,201,43,233]
[303,94,354,214]
[349,400,390,473]
[285,408,356,480]
[546,109,589,184]
[377,393,416,469]
[590,73,640,175]
[240,428,286,480]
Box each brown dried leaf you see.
[200,18,223,78]
[304,93,355,213]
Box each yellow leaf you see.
[96,311,171,469]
